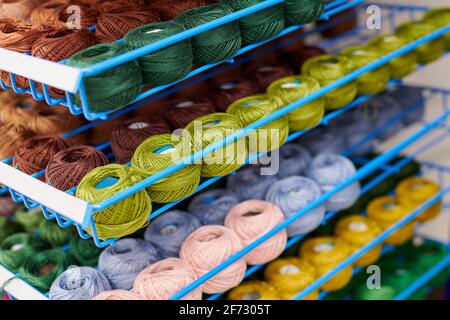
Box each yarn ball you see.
[46,145,109,191]
[94,0,145,13]
[0,217,23,243]
[180,225,247,294]
[133,257,202,300]
[228,280,282,300]
[144,210,201,258]
[14,207,44,233]
[124,21,193,86]
[50,3,99,29]
[276,143,312,179]
[265,176,325,237]
[283,0,324,26]
[69,237,102,267]
[160,97,216,129]
[284,45,327,70]
[226,166,278,201]
[0,196,20,218]
[225,199,287,265]
[212,78,260,112]
[93,290,142,300]
[188,189,240,225]
[423,8,450,50]
[38,219,75,247]
[49,266,112,300]
[389,86,425,125]
[98,238,160,290]
[76,164,152,239]
[0,123,33,159]
[30,0,68,26]
[247,63,294,91]
[0,0,41,21]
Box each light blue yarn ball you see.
[297,125,347,156]
[227,166,278,201]
[188,189,240,225]
[389,86,425,126]
[98,238,160,290]
[276,143,312,179]
[49,266,111,300]
[307,153,360,211]
[265,176,325,237]
[144,210,201,258]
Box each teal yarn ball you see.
[284,0,324,27]
[175,4,241,66]
[124,22,193,86]
[67,43,142,113]
[221,0,285,44]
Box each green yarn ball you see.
[221,0,285,44]
[175,4,241,66]
[15,207,45,234]
[76,164,151,240]
[283,0,324,27]
[67,43,142,113]
[353,283,396,300]
[131,133,202,203]
[423,8,450,50]
[267,75,325,132]
[69,237,102,267]
[124,22,193,86]
[0,217,23,243]
[38,219,75,248]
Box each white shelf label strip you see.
[0,266,48,300]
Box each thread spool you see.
[264,257,318,300]
[49,266,112,300]
[265,176,325,237]
[247,64,294,92]
[46,145,109,191]
[160,97,216,129]
[0,0,41,21]
[93,290,142,300]
[31,0,67,26]
[334,215,382,267]
[423,8,450,50]
[146,0,208,21]
[340,45,391,95]
[368,34,417,79]
[131,134,201,203]
[180,225,247,294]
[0,197,20,218]
[283,0,324,26]
[225,200,287,265]
[396,177,442,223]
[227,95,289,153]
[299,236,353,292]
[301,54,357,110]
[228,280,281,300]
[111,116,171,164]
[297,125,346,156]
[98,238,160,290]
[133,257,202,300]
[38,219,75,247]
[267,76,325,131]
[185,113,247,177]
[0,123,33,159]
[94,0,145,13]
[226,166,277,201]
[69,237,102,267]
[175,4,241,66]
[144,210,201,258]
[0,217,22,242]
[276,143,312,179]
[367,196,416,245]
[308,153,360,211]
[212,78,260,112]
[389,86,425,126]
[188,189,240,226]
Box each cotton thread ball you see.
[0,123,33,159]
[284,45,326,70]
[180,225,247,294]
[144,210,201,258]
[227,166,278,201]
[267,75,325,131]
[228,281,281,300]
[0,0,41,21]
[160,97,216,129]
[69,237,102,267]
[99,238,160,290]
[389,86,425,125]
[146,0,208,20]
[76,164,152,239]
[14,207,44,233]
[30,0,68,26]
[247,64,294,91]
[0,217,23,243]
[308,153,360,211]
[423,8,450,50]
[212,78,260,112]
[49,266,111,300]
[283,0,324,26]
[49,3,99,29]
[133,257,202,300]
[276,143,312,179]
[188,189,240,225]
[38,219,75,247]
[265,176,325,237]
[93,290,142,300]
[94,0,145,13]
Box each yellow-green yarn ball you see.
[131,133,201,203]
[76,164,151,239]
[227,94,289,153]
[267,76,325,132]
[301,54,357,110]
[185,113,247,177]
[227,280,282,300]
[423,8,450,50]
[340,45,391,95]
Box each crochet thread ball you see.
[133,257,202,300]
[148,0,208,20]
[267,75,325,131]
[67,43,143,113]
[265,176,325,237]
[423,8,450,50]
[131,133,201,203]
[247,64,294,91]
[228,280,282,300]
[94,0,145,13]
[212,78,260,112]
[0,217,22,243]
[283,0,324,26]
[175,4,241,66]
[0,0,41,21]
[389,86,425,125]
[98,238,160,290]
[49,4,99,29]
[124,21,193,86]
[225,199,287,265]
[160,97,216,129]
[69,237,102,267]
[226,166,278,201]
[76,164,152,239]
[0,123,33,159]
[31,0,67,26]
[46,145,109,191]
[276,143,311,179]
[284,45,326,70]
[14,207,44,233]
[38,219,75,247]
[144,210,201,258]
[93,290,142,300]
[180,225,247,294]
[49,266,112,300]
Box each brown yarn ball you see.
[94,0,144,13]
[111,115,172,164]
[49,4,99,29]
[0,0,42,21]
[281,45,327,70]
[246,63,294,91]
[87,114,130,145]
[212,77,260,112]
[30,0,68,27]
[161,97,216,129]
[46,145,109,191]
[0,123,33,159]
[13,134,70,177]
[145,0,207,21]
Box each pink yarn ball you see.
[93,290,142,300]
[133,258,202,300]
[180,225,247,294]
[225,200,287,265]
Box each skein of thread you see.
[211,78,260,112]
[98,238,160,290]
[225,200,287,265]
[146,0,207,21]
[38,219,75,247]
[49,266,112,300]
[180,225,247,294]
[160,97,216,129]
[0,123,33,159]
[265,176,325,237]
[246,63,294,91]
[226,166,278,201]
[133,257,202,300]
[283,0,324,27]
[228,280,282,300]
[93,290,142,300]
[69,236,102,267]
[0,0,41,21]
[276,143,312,179]
[144,210,201,259]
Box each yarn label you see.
[281,81,302,89]
[128,122,150,130]
[349,221,368,232]
[146,29,163,34]
[220,82,237,90]
[279,264,300,275]
[258,66,275,72]
[244,100,264,107]
[314,242,334,252]
[176,101,195,108]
